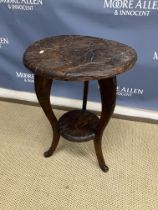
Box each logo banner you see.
[0,0,158,113]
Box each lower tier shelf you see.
[59,110,99,142]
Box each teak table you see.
[23,35,137,172]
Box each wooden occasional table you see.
[23,35,137,172]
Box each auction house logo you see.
[0,37,9,49]
[16,71,34,83]
[103,0,158,16]
[0,0,43,11]
[117,86,144,97]
[153,51,158,60]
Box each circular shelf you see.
[59,110,99,142]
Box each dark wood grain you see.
[59,110,99,142]
[94,77,116,172]
[34,75,60,157]
[23,35,137,81]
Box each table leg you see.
[34,75,60,157]
[82,81,89,110]
[94,77,116,172]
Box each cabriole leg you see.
[94,77,116,172]
[34,75,60,157]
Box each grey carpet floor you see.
[0,100,158,210]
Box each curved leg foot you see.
[34,75,60,157]
[44,148,57,158]
[94,140,109,172]
[94,77,116,172]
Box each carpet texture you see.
[0,101,158,210]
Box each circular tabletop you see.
[23,35,137,81]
